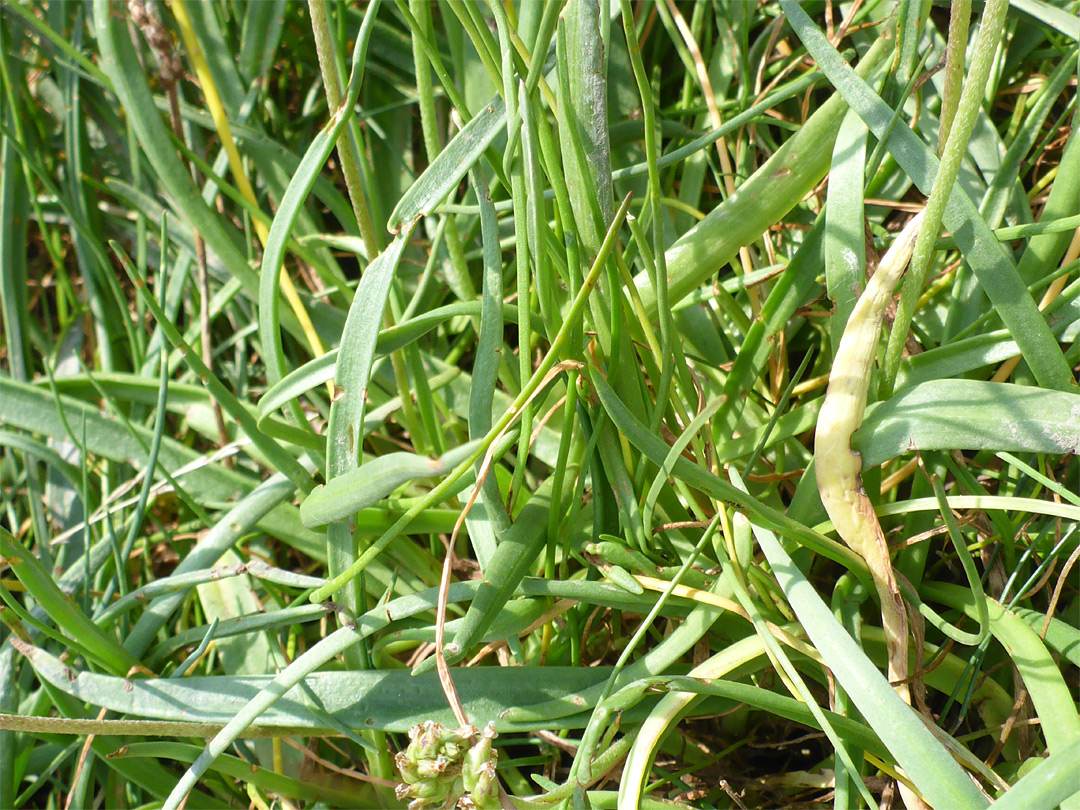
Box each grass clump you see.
[0,1,1078,809]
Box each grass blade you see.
[780,0,1076,393]
[753,522,989,810]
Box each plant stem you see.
[882,0,1009,395]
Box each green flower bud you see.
[396,775,453,810]
[413,721,445,760]
[396,750,421,784]
[467,761,500,810]
[416,753,453,780]
[440,725,475,761]
[461,723,497,793]
[397,720,503,809]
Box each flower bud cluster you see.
[395,721,500,810]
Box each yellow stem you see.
[171,0,327,363]
[816,212,926,706]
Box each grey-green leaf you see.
[854,380,1080,468]
[301,439,483,528]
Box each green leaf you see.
[17,640,622,733]
[985,740,1080,810]
[0,527,140,676]
[921,583,1080,756]
[1013,608,1080,668]
[752,523,990,810]
[1010,0,1080,41]
[386,95,506,232]
[439,481,553,670]
[91,0,301,341]
[825,109,869,353]
[854,380,1080,468]
[589,370,871,581]
[636,36,891,316]
[300,439,482,527]
[780,0,1076,392]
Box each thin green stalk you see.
[882,0,1009,394]
[636,35,892,315]
[443,0,502,99]
[308,0,380,256]
[485,0,535,513]
[97,356,169,610]
[565,514,721,798]
[392,0,472,119]
[113,244,316,495]
[309,193,635,603]
[620,0,673,436]
[939,0,973,153]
